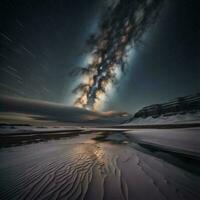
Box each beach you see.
[0,128,200,200]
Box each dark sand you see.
[0,130,200,200]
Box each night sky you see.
[0,0,199,113]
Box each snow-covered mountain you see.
[125,93,200,125]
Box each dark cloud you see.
[0,96,130,124]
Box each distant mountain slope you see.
[126,93,200,125]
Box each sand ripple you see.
[0,136,200,200]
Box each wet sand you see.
[0,131,200,200]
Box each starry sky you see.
[0,0,199,113]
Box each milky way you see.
[72,0,164,111]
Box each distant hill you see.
[126,93,200,125]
